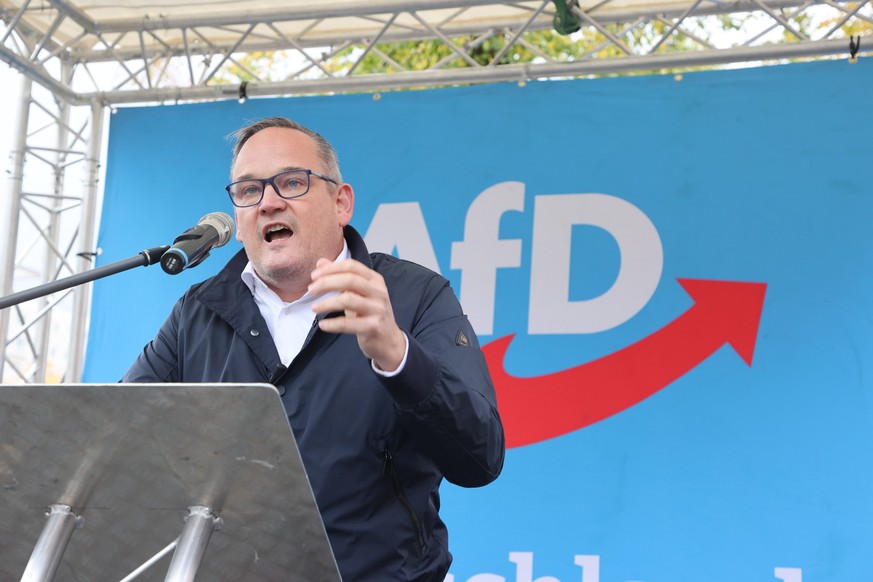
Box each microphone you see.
[160,212,235,275]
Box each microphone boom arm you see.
[0,246,170,311]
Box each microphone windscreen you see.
[199,212,235,247]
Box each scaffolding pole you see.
[0,74,32,382]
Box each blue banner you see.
[86,58,873,581]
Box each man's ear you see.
[336,182,354,227]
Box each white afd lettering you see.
[363,202,441,273]
[365,185,663,337]
[528,193,663,334]
[450,182,524,336]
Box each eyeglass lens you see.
[229,170,310,206]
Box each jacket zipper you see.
[382,448,426,552]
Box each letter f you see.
[451,181,524,336]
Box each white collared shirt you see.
[241,241,350,366]
[240,241,408,375]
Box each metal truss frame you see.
[0,0,870,383]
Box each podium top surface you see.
[0,382,341,582]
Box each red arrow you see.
[484,278,767,448]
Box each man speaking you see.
[123,116,505,581]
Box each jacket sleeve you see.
[122,297,183,383]
[378,271,506,488]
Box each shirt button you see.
[250,329,259,336]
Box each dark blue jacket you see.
[123,226,505,581]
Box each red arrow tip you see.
[676,278,767,366]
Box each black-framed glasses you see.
[225,168,338,208]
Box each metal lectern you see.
[0,383,342,581]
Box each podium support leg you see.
[21,504,83,582]
[164,506,223,582]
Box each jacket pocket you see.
[382,447,426,554]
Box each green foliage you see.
[199,9,872,87]
[818,2,873,37]
[213,51,275,84]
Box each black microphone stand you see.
[0,246,170,311]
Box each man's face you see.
[231,127,353,300]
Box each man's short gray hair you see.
[229,117,342,184]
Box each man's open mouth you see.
[265,225,292,243]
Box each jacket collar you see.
[344,225,373,268]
